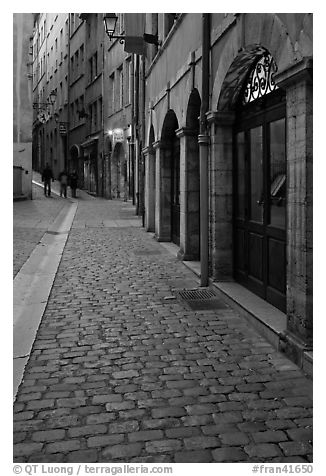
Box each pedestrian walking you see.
[69,170,78,198]
[41,163,54,197]
[58,170,68,198]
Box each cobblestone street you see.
[13,190,313,464]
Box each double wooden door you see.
[234,94,287,312]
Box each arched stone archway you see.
[111,142,127,200]
[178,89,201,260]
[144,125,156,232]
[155,109,180,243]
[211,13,296,110]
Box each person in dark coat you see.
[41,163,54,197]
[69,170,78,198]
[58,170,68,198]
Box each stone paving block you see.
[32,429,66,442]
[185,403,218,415]
[102,443,143,459]
[87,434,124,448]
[252,430,288,443]
[26,399,55,411]
[219,432,250,445]
[105,401,135,411]
[13,411,35,421]
[279,441,313,456]
[57,397,87,408]
[46,415,81,429]
[112,370,139,379]
[14,443,43,457]
[109,421,139,433]
[183,435,220,450]
[128,429,164,442]
[151,406,187,418]
[174,449,213,462]
[286,428,313,441]
[45,440,81,454]
[67,449,98,462]
[244,443,283,458]
[145,439,182,453]
[92,394,122,404]
[142,418,181,430]
[212,447,248,462]
[68,424,107,437]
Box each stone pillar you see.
[153,140,171,241]
[207,111,235,281]
[275,58,313,362]
[176,127,200,261]
[143,145,156,232]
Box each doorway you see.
[234,89,286,311]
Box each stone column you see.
[176,127,200,261]
[207,111,235,281]
[143,145,156,232]
[153,140,171,241]
[275,58,313,362]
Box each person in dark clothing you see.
[58,170,68,198]
[42,163,54,197]
[69,170,78,198]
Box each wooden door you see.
[234,93,286,312]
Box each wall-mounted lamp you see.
[103,13,124,43]
[33,89,57,112]
[103,13,160,46]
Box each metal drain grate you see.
[178,288,217,300]
[177,288,227,311]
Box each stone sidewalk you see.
[13,183,66,278]
[13,194,313,463]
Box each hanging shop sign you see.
[59,122,67,135]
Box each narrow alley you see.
[13,183,313,464]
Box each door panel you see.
[248,232,264,281]
[268,237,285,292]
[269,118,286,229]
[250,127,264,223]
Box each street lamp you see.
[33,89,57,111]
[103,13,124,43]
[103,13,160,46]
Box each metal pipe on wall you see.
[199,13,210,287]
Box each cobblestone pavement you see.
[13,183,66,278]
[13,195,313,463]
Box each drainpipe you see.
[140,53,146,227]
[134,54,140,214]
[130,55,135,203]
[199,13,210,287]
[66,13,70,173]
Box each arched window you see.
[242,53,278,104]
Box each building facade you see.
[32,13,70,179]
[142,13,313,369]
[103,14,135,202]
[13,13,34,199]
